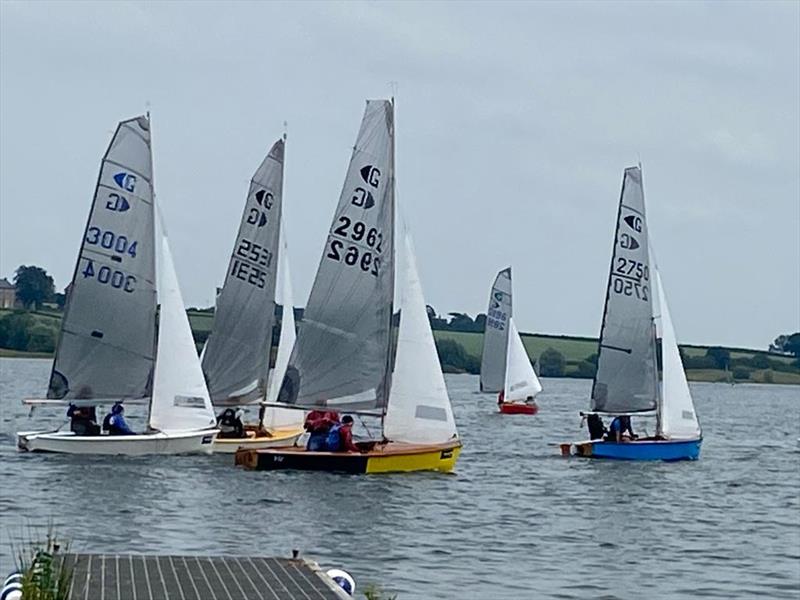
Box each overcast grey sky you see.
[1,0,798,349]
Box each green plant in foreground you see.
[363,583,398,600]
[14,528,73,600]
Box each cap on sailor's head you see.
[326,568,355,596]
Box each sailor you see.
[304,410,339,451]
[497,389,505,406]
[67,404,100,436]
[326,415,359,452]
[102,403,135,436]
[607,415,636,442]
[216,408,245,439]
[524,395,538,410]
[586,413,606,440]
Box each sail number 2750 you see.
[326,216,383,277]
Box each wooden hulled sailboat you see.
[562,166,702,461]
[235,100,461,474]
[200,138,304,453]
[480,268,512,393]
[17,116,219,455]
[498,317,543,415]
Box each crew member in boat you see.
[102,402,135,436]
[606,415,636,442]
[216,408,245,439]
[67,404,100,436]
[524,395,538,410]
[586,413,606,440]
[304,410,340,451]
[497,390,505,406]
[325,415,359,452]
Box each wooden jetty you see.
[61,553,350,599]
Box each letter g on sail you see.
[113,172,136,193]
[360,165,381,188]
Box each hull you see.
[17,429,218,455]
[562,437,702,461]
[235,440,462,474]
[499,402,538,415]
[212,426,304,453]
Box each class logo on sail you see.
[113,172,136,192]
[248,189,273,227]
[351,165,381,209]
[619,233,640,250]
[623,214,643,232]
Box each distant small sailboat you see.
[235,99,461,474]
[480,268,512,393]
[200,138,304,452]
[562,166,701,461]
[18,115,218,454]
[498,318,542,415]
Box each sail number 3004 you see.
[81,259,136,293]
[326,216,383,277]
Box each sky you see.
[1,0,798,350]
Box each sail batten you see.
[591,166,658,414]
[480,268,512,393]
[279,100,395,412]
[48,115,157,401]
[201,139,285,406]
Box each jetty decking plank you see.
[62,554,345,600]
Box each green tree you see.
[0,311,34,350]
[435,339,480,374]
[705,346,730,370]
[538,347,565,377]
[27,322,58,352]
[14,265,55,310]
[575,360,597,378]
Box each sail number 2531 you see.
[326,216,383,277]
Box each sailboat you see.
[562,166,702,461]
[235,99,461,474]
[498,317,543,415]
[480,268,512,393]
[17,115,219,455]
[200,139,304,453]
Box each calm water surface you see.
[1,358,799,599]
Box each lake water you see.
[1,357,799,599]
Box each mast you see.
[380,97,397,435]
[146,112,157,425]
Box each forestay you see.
[654,268,701,439]
[202,139,285,406]
[149,232,216,433]
[504,318,542,402]
[279,100,395,412]
[385,236,458,444]
[592,166,658,414]
[48,116,157,400]
[480,268,512,392]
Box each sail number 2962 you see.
[326,216,383,277]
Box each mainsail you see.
[202,139,285,406]
[591,166,658,414]
[149,231,216,433]
[47,116,157,400]
[654,268,701,439]
[480,268,512,392]
[503,318,542,402]
[279,100,395,412]
[384,235,458,444]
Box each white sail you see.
[48,115,157,401]
[149,232,216,433]
[263,232,304,428]
[384,235,458,445]
[654,269,700,439]
[503,318,542,402]
[480,268,512,392]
